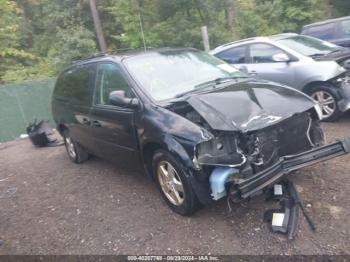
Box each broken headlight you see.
[195,134,246,167]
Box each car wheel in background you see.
[152,150,200,216]
[309,85,342,122]
[63,129,89,164]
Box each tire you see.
[308,84,342,122]
[152,150,200,216]
[63,129,89,164]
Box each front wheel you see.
[309,85,342,122]
[152,150,200,216]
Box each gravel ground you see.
[0,115,350,255]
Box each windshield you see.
[276,35,342,56]
[123,49,243,101]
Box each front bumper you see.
[236,136,350,199]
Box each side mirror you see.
[108,90,140,109]
[238,65,249,74]
[272,53,290,62]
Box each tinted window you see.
[340,20,350,37]
[303,23,336,40]
[55,65,94,106]
[215,46,246,64]
[94,63,133,106]
[248,43,284,63]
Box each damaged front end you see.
[167,82,350,205]
[200,118,350,203]
[192,111,342,201]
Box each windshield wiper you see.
[194,76,246,88]
[309,53,327,57]
[174,86,212,98]
[327,49,347,55]
[309,49,346,58]
[174,76,246,99]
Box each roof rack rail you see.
[70,46,157,64]
[71,52,109,64]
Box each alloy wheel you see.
[157,161,185,206]
[311,90,336,119]
[65,136,76,159]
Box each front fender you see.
[163,134,195,170]
[298,61,345,90]
[162,134,213,205]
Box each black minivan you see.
[52,48,350,216]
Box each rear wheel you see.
[309,85,342,122]
[63,129,89,163]
[152,150,200,216]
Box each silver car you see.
[210,33,350,121]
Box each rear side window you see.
[303,23,336,40]
[215,46,246,64]
[248,43,284,63]
[94,63,134,106]
[55,64,94,106]
[340,20,350,38]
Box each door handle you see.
[91,120,101,127]
[249,70,258,76]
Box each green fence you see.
[0,78,56,143]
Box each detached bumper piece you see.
[27,120,64,147]
[264,180,315,240]
[236,136,350,199]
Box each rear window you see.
[302,22,336,40]
[340,20,350,38]
[55,64,95,106]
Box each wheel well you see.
[57,124,67,135]
[302,81,331,95]
[142,142,163,179]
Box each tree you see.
[225,0,235,32]
[332,0,350,16]
[0,0,34,82]
[89,0,107,52]
[0,0,340,83]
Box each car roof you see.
[210,33,299,54]
[210,37,268,54]
[302,16,350,29]
[68,47,198,68]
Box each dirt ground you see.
[0,115,350,255]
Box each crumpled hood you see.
[185,80,316,132]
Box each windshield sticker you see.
[218,64,237,73]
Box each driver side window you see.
[248,43,286,63]
[94,63,134,105]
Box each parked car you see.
[301,16,350,48]
[52,48,350,216]
[210,33,350,121]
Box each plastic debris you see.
[26,119,63,147]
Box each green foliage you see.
[0,0,346,83]
[234,0,326,38]
[332,0,350,17]
[46,24,97,71]
[0,0,34,82]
